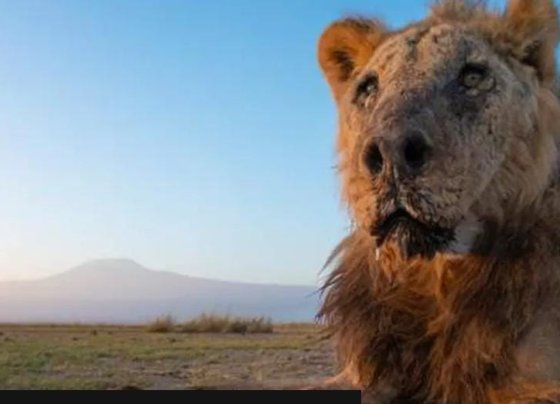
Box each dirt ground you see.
[0,323,337,390]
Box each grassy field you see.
[0,323,336,390]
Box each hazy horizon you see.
[0,257,320,323]
[1,257,319,286]
[0,0,512,285]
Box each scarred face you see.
[318,2,560,260]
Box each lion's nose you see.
[363,130,430,176]
[363,141,384,175]
[400,130,430,173]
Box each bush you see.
[146,315,175,333]
[180,314,273,334]
[246,317,273,333]
[225,320,248,334]
[180,314,229,333]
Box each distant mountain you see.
[0,259,320,323]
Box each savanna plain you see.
[0,320,335,390]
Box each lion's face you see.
[319,1,560,259]
[336,25,535,259]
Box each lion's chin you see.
[372,209,456,260]
[385,222,455,260]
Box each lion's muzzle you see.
[371,207,455,259]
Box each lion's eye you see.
[353,73,379,106]
[459,64,488,89]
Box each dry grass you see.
[146,315,175,333]
[0,322,333,389]
[180,314,273,334]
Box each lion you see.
[316,0,560,402]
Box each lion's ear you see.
[504,0,560,86]
[318,18,386,101]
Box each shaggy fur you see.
[317,1,560,402]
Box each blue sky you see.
[0,0,516,284]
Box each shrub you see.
[180,314,273,334]
[246,317,273,333]
[146,315,175,333]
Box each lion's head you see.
[318,0,560,260]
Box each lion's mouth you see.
[371,208,455,259]
[373,208,419,246]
